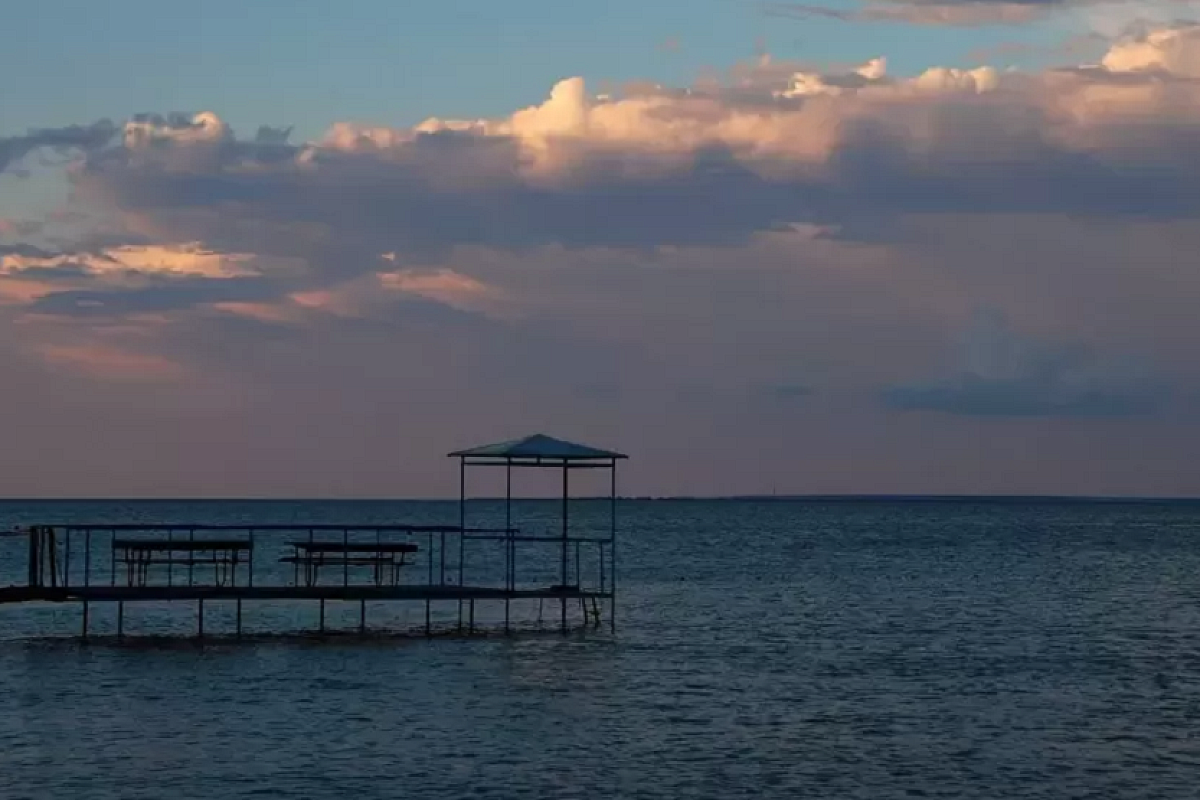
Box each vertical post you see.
[198,599,205,639]
[456,457,465,629]
[307,528,315,587]
[342,528,349,587]
[374,529,382,586]
[236,599,243,638]
[64,528,71,589]
[188,528,195,587]
[248,529,255,587]
[47,529,58,589]
[469,598,475,633]
[117,601,125,639]
[360,600,367,634]
[561,461,569,633]
[610,459,617,633]
[599,542,606,594]
[505,460,512,634]
[458,504,466,587]
[426,531,433,633]
[319,598,326,634]
[27,527,40,589]
[82,528,91,640]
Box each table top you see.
[113,539,253,552]
[286,541,419,554]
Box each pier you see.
[0,434,625,640]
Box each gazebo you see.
[448,433,627,631]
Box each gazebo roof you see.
[448,433,627,460]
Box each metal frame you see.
[452,451,622,633]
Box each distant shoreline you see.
[0,495,1198,504]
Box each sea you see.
[1,498,1199,799]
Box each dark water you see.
[3,499,1200,799]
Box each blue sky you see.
[3,0,1072,141]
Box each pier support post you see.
[610,458,618,634]
[198,599,205,639]
[359,600,366,635]
[561,462,569,634]
[457,457,465,630]
[28,527,40,589]
[81,601,89,640]
[505,461,512,635]
[319,599,326,634]
[236,599,243,638]
[117,601,124,639]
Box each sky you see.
[3,0,1200,498]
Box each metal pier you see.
[0,434,626,641]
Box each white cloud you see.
[1101,24,1200,75]
[122,112,231,149]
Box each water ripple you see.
[2,499,1200,798]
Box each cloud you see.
[759,0,1049,26]
[35,342,188,382]
[0,120,117,173]
[1101,23,1200,73]
[36,24,1200,280]
[757,0,1200,27]
[25,277,279,318]
[122,112,232,148]
[0,243,61,259]
[883,309,1160,416]
[3,26,1200,494]
[1,242,277,278]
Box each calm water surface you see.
[2,499,1200,799]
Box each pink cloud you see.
[35,342,187,382]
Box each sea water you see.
[2,498,1199,799]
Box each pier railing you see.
[1,522,615,637]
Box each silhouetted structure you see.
[0,434,625,640]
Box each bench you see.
[281,541,418,586]
[113,538,253,587]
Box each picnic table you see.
[112,538,253,587]
[281,541,419,586]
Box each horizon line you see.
[0,493,1199,503]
